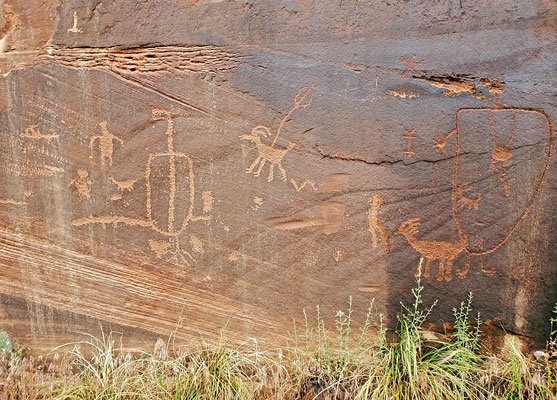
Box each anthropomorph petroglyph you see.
[402,128,416,157]
[368,194,389,253]
[74,109,211,267]
[69,169,92,200]
[67,11,83,33]
[19,125,59,144]
[90,121,123,167]
[395,217,467,282]
[240,85,313,183]
[399,55,425,78]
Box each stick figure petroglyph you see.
[399,55,425,78]
[368,194,389,253]
[69,169,92,200]
[402,128,416,157]
[74,109,211,267]
[90,121,123,167]
[240,85,314,183]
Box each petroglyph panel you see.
[0,0,555,355]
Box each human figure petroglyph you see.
[67,11,83,33]
[395,217,467,282]
[89,121,123,167]
[241,85,313,183]
[240,126,295,182]
[402,128,416,157]
[456,182,481,210]
[368,194,389,253]
[489,110,515,197]
[19,125,60,144]
[399,55,425,78]
[69,169,92,200]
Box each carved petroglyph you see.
[489,110,515,196]
[395,217,467,282]
[433,128,456,153]
[290,178,317,192]
[202,191,213,213]
[67,11,83,33]
[69,169,92,200]
[109,177,137,192]
[73,109,211,267]
[402,128,416,157]
[241,85,314,183]
[251,196,264,210]
[89,121,123,167]
[456,182,481,210]
[19,125,59,144]
[0,198,27,206]
[399,55,425,78]
[368,194,389,253]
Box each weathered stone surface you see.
[0,0,555,352]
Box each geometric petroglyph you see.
[399,54,425,78]
[402,128,416,157]
[368,194,389,253]
[73,109,211,267]
[240,85,314,183]
[89,121,123,167]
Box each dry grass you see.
[0,261,555,399]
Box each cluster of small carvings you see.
[1,50,555,287]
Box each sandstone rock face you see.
[0,1,555,352]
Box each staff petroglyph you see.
[240,85,314,183]
[67,11,83,33]
[73,109,212,267]
[402,128,416,157]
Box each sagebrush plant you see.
[0,258,555,399]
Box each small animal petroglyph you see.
[67,11,83,33]
[109,177,137,192]
[241,85,313,183]
[19,125,60,144]
[240,126,294,182]
[90,121,123,167]
[399,55,425,78]
[395,217,467,282]
[402,128,416,157]
[368,194,389,253]
[69,169,92,200]
[456,182,481,210]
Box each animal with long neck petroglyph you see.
[395,217,467,282]
[240,126,295,182]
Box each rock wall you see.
[0,0,555,352]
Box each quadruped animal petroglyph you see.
[73,109,211,266]
[240,85,314,183]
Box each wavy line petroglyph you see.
[73,109,211,267]
[368,194,389,253]
[89,121,123,167]
[240,85,314,183]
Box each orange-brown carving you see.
[399,55,425,78]
[67,11,83,33]
[456,182,481,210]
[89,121,123,167]
[269,201,345,235]
[368,194,388,253]
[0,198,26,206]
[489,110,515,196]
[290,178,317,192]
[395,217,467,282]
[74,109,211,267]
[402,128,416,157]
[19,125,59,144]
[69,169,92,200]
[109,177,137,192]
[240,85,313,183]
